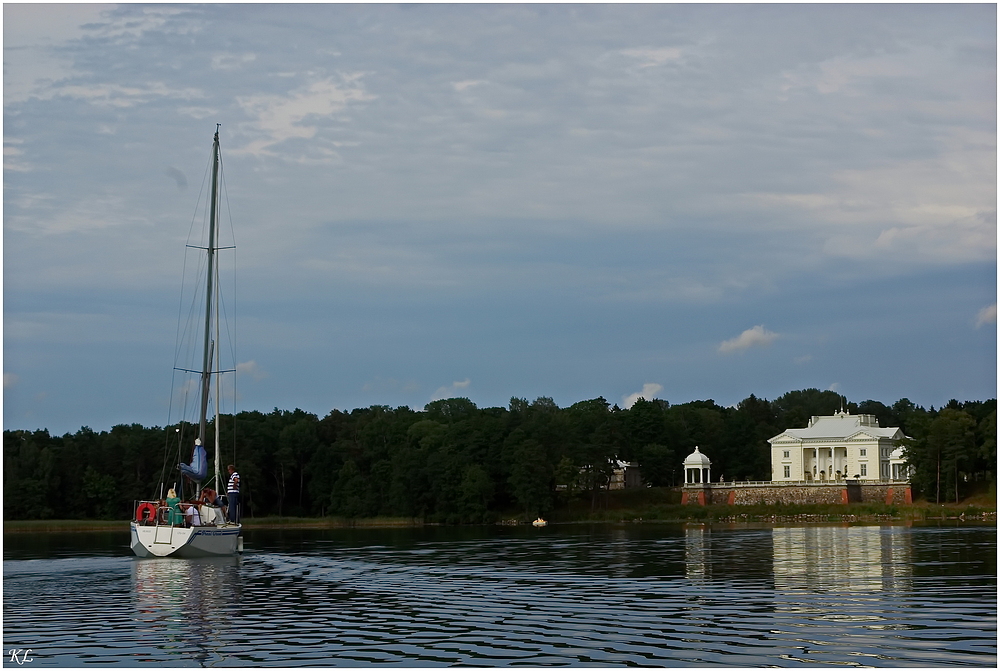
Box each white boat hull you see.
[130,522,242,558]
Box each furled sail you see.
[179,440,208,481]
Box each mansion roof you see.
[769,411,904,444]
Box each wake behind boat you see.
[130,126,242,558]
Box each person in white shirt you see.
[184,503,201,527]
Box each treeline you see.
[4,389,995,521]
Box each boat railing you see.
[137,500,230,528]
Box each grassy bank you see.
[551,502,997,525]
[5,488,995,532]
[544,487,996,524]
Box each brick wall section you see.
[682,482,912,506]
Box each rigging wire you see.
[218,150,240,474]
[159,142,215,497]
[152,129,240,503]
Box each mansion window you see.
[860,464,867,476]
[860,449,867,456]
[783,465,790,478]
[783,450,789,458]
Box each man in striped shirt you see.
[227,464,241,523]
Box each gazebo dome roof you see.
[683,446,711,467]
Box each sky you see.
[3,3,996,435]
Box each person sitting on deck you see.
[184,503,201,528]
[166,488,184,526]
[178,439,208,482]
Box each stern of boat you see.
[131,520,242,558]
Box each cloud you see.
[4,373,19,389]
[235,76,375,157]
[718,325,779,354]
[621,383,663,409]
[236,360,267,381]
[431,378,471,401]
[453,80,486,91]
[50,82,203,108]
[5,192,136,235]
[619,46,683,67]
[211,52,256,71]
[3,140,30,173]
[975,304,997,328]
[828,383,841,392]
[793,355,812,365]
[2,3,111,103]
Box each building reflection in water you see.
[131,556,242,665]
[683,524,710,582]
[771,525,913,594]
[682,523,913,594]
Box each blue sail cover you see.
[179,443,208,481]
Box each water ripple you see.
[3,524,996,666]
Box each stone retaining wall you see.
[681,481,912,506]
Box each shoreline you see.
[5,505,995,533]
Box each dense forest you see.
[4,389,995,521]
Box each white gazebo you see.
[683,446,712,484]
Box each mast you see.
[198,125,221,447]
[214,232,222,490]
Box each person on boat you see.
[184,503,202,527]
[226,464,240,523]
[166,488,184,526]
[196,488,221,525]
[199,487,220,507]
[179,439,208,482]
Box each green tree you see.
[82,466,118,519]
[457,464,494,522]
[638,443,675,487]
[979,410,996,469]
[930,409,977,502]
[277,416,320,515]
[504,435,552,516]
[330,459,368,518]
[908,408,978,503]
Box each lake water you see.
[3,522,996,667]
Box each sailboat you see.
[130,126,243,558]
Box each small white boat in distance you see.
[532,517,548,527]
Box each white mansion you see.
[768,411,910,482]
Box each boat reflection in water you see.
[131,557,243,666]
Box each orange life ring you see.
[135,502,158,523]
